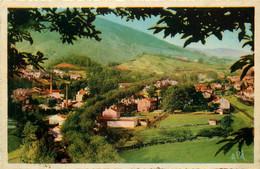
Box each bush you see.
[160,128,194,142]
[197,127,232,138]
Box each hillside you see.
[120,54,231,75]
[192,48,252,60]
[15,17,220,67]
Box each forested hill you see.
[15,17,226,67]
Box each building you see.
[13,88,29,104]
[212,97,230,114]
[234,82,241,91]
[106,117,139,128]
[72,102,84,108]
[102,108,121,118]
[48,126,63,142]
[194,84,207,91]
[227,76,241,83]
[118,83,133,88]
[209,119,217,126]
[210,83,222,90]
[48,114,67,125]
[70,74,82,80]
[137,98,157,112]
[75,89,87,102]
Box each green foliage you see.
[20,121,56,163]
[197,127,230,138]
[198,58,204,63]
[219,115,234,129]
[161,84,209,112]
[60,79,88,99]
[47,98,57,107]
[215,127,254,156]
[230,54,254,80]
[147,85,157,98]
[8,8,102,77]
[159,128,194,142]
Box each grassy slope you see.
[15,17,234,67]
[8,133,22,153]
[120,54,230,75]
[225,96,254,117]
[119,102,254,163]
[157,113,226,127]
[8,148,22,163]
[119,138,253,163]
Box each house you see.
[60,99,73,109]
[102,108,121,118]
[75,89,87,102]
[39,104,50,110]
[137,98,157,112]
[106,117,139,128]
[154,79,177,89]
[45,89,62,94]
[118,83,133,88]
[174,57,188,62]
[49,114,67,125]
[203,91,212,99]
[242,86,254,100]
[210,83,222,90]
[72,102,84,108]
[212,97,230,114]
[48,92,64,100]
[48,126,63,142]
[13,88,29,104]
[33,71,44,79]
[234,82,241,91]
[227,76,241,83]
[70,74,82,80]
[209,119,217,126]
[194,84,207,91]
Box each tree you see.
[8,8,102,78]
[20,121,56,163]
[162,84,208,112]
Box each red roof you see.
[57,114,67,119]
[110,108,121,113]
[116,66,130,71]
[45,89,62,93]
[174,57,188,61]
[146,98,156,102]
[209,119,217,121]
[53,62,86,70]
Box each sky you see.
[98,14,252,53]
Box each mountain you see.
[189,48,252,60]
[15,17,230,67]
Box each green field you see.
[119,138,253,163]
[8,148,22,163]
[8,133,22,153]
[157,113,226,127]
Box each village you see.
[10,62,255,146]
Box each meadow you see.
[119,138,253,163]
[157,113,225,127]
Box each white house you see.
[107,117,139,128]
[49,114,67,125]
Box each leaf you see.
[242,40,253,48]
[238,31,246,42]
[240,64,253,80]
[183,37,194,48]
